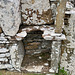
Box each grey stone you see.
[0,0,21,36]
[0,58,8,62]
[60,14,75,75]
[50,41,61,73]
[0,48,9,53]
[0,64,12,69]
[9,41,24,71]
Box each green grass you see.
[55,67,71,75]
[28,74,45,75]
[55,67,67,75]
[0,72,2,75]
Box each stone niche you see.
[21,30,52,73]
[10,29,61,73]
[10,25,64,73]
[0,26,62,73]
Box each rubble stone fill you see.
[21,0,53,25]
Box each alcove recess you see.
[21,30,52,73]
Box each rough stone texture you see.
[9,41,24,71]
[60,14,75,75]
[0,39,24,71]
[15,25,66,41]
[21,0,53,25]
[0,0,21,36]
[49,41,61,73]
[0,43,13,69]
[0,0,75,74]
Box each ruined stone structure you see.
[0,0,75,75]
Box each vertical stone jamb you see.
[49,40,61,73]
[9,41,24,71]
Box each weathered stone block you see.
[0,0,21,36]
[10,41,24,71]
[21,0,53,25]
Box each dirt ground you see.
[0,70,45,75]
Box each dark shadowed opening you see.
[21,30,52,73]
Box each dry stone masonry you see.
[61,13,75,75]
[0,0,75,75]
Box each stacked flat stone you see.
[0,33,24,71]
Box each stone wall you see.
[0,37,24,71]
[61,14,75,75]
[0,0,75,75]
[60,1,75,75]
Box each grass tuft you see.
[55,67,71,75]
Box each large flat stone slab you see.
[0,0,21,36]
